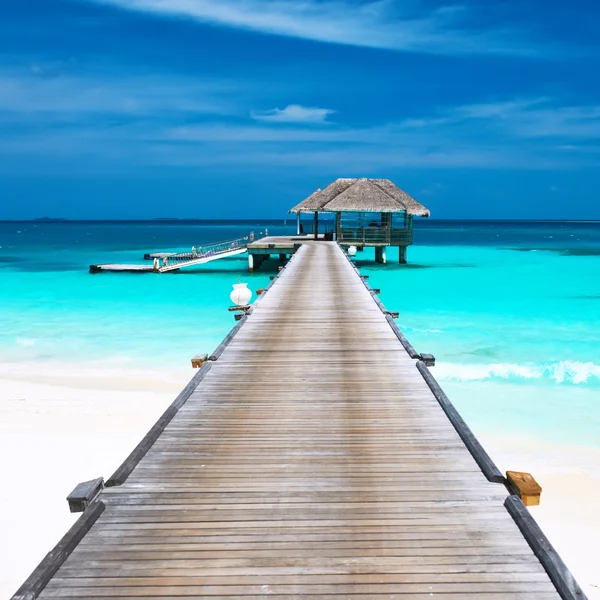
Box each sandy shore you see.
[1,371,598,599]
[0,371,186,598]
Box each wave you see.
[436,360,600,385]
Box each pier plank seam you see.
[13,240,584,600]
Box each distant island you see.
[34,217,68,222]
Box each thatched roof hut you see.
[289,178,430,217]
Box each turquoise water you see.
[1,220,599,447]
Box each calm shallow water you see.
[1,220,599,447]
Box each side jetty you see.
[90,235,252,274]
[13,239,584,600]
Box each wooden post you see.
[296,214,301,235]
[66,478,104,513]
[279,254,286,262]
[313,212,319,240]
[399,246,407,264]
[507,471,542,506]
[375,246,387,264]
[191,353,209,368]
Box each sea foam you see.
[436,360,600,385]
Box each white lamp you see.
[347,246,357,256]
[230,283,252,306]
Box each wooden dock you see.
[14,241,584,600]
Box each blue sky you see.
[1,0,599,219]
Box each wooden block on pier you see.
[227,305,250,312]
[234,313,244,321]
[387,311,399,319]
[66,478,104,513]
[372,288,381,294]
[256,288,265,295]
[191,353,209,368]
[421,353,436,366]
[506,471,542,506]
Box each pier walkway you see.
[16,242,580,599]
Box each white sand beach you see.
[1,370,598,599]
[0,370,186,598]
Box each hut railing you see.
[336,212,413,246]
[337,228,413,245]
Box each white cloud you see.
[251,104,335,124]
[85,0,537,56]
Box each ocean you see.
[1,219,599,451]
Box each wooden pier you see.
[14,241,584,600]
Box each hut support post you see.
[375,246,387,264]
[248,253,254,272]
[313,212,319,240]
[296,214,301,235]
[399,246,407,264]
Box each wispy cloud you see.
[84,0,539,56]
[0,68,237,117]
[3,67,600,174]
[251,104,335,124]
[404,98,600,140]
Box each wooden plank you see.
[416,360,505,484]
[505,495,587,600]
[11,501,105,600]
[105,364,212,487]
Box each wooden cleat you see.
[506,471,542,506]
[387,311,399,319]
[372,288,381,294]
[420,353,436,367]
[67,477,104,513]
[191,353,209,368]
[256,288,265,295]
[234,313,244,321]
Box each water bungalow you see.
[289,178,430,263]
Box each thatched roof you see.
[288,178,354,213]
[289,178,430,217]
